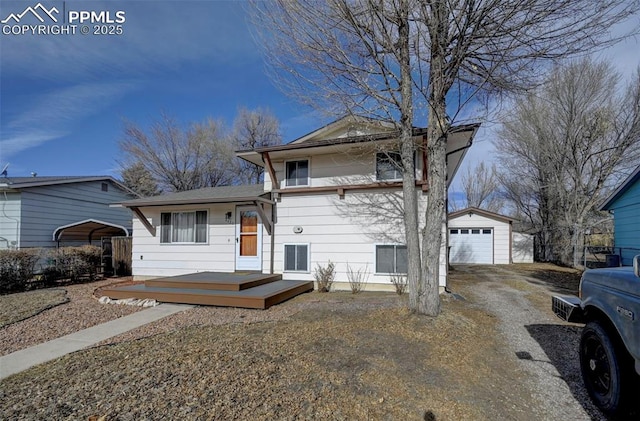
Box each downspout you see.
[509,221,513,264]
[270,200,276,274]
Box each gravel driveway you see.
[453,265,606,420]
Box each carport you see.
[52,219,129,244]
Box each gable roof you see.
[448,207,514,224]
[600,165,640,211]
[290,115,397,144]
[0,176,136,195]
[118,184,271,207]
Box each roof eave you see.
[599,165,640,211]
[448,206,515,224]
[120,194,274,208]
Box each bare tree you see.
[232,107,282,184]
[497,59,640,267]
[450,162,504,212]
[119,114,239,192]
[120,162,159,197]
[251,0,639,315]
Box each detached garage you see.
[448,207,514,264]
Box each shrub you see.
[314,261,335,293]
[346,263,369,294]
[390,273,407,295]
[45,245,102,282]
[0,248,41,293]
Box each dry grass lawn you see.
[0,265,581,420]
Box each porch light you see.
[225,212,233,223]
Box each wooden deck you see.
[100,272,314,309]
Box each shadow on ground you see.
[497,264,582,296]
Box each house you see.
[0,176,136,249]
[600,165,640,266]
[117,116,479,292]
[447,207,534,265]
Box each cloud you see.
[0,130,65,158]
[1,81,137,159]
[0,1,261,159]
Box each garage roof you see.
[448,207,514,224]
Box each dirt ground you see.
[0,264,621,420]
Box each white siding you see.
[131,203,241,278]
[18,180,134,248]
[512,232,534,263]
[0,191,21,249]
[264,142,424,190]
[449,213,511,264]
[273,188,448,290]
[132,144,452,290]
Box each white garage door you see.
[449,228,493,264]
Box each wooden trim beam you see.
[263,152,279,189]
[254,201,273,236]
[273,180,427,196]
[131,207,156,237]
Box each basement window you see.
[284,244,309,272]
[375,244,407,274]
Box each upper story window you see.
[285,160,309,187]
[160,210,208,244]
[376,152,403,181]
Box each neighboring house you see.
[119,116,479,291]
[600,165,640,266]
[0,176,136,249]
[448,207,534,264]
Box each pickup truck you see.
[552,255,640,417]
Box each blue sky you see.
[1,1,639,181]
[0,1,321,178]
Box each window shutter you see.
[195,211,207,243]
[160,213,171,243]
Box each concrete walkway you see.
[0,303,193,380]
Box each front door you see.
[235,206,262,271]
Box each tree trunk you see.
[420,1,449,316]
[396,0,422,311]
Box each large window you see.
[376,152,403,181]
[285,160,309,187]
[160,211,207,243]
[375,244,407,274]
[284,244,309,272]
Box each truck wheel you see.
[580,321,631,416]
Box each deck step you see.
[145,272,282,291]
[100,280,314,310]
